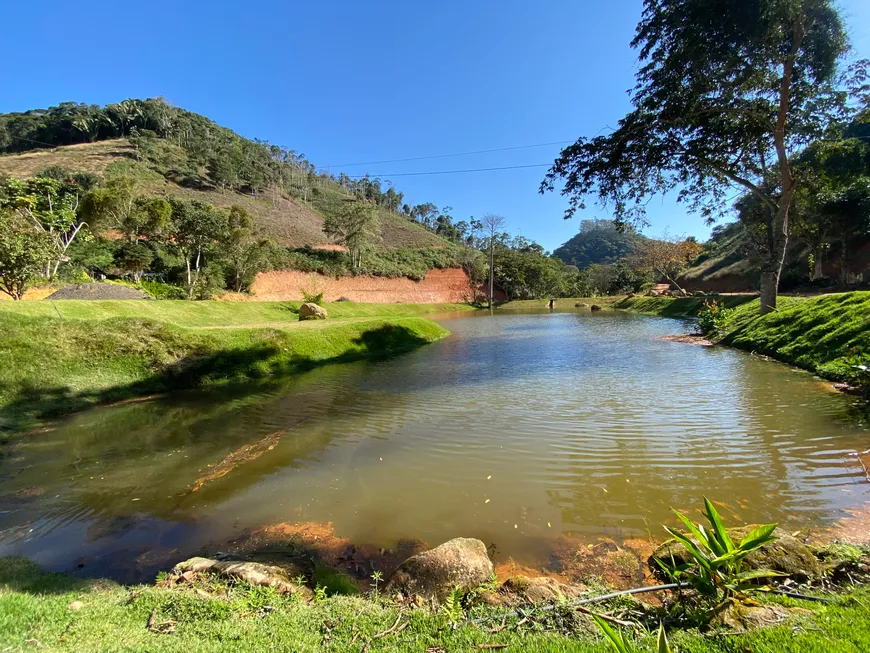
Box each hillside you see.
[552,219,646,268]
[0,138,447,250]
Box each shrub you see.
[697,299,731,336]
[301,289,324,305]
[139,280,187,300]
[654,497,780,601]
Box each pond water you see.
[1,310,869,581]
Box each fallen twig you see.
[477,645,508,650]
[373,612,405,639]
[575,604,635,627]
[146,609,177,635]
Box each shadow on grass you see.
[0,324,433,431]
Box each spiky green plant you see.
[592,617,671,653]
[656,497,781,599]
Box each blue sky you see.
[2,0,869,252]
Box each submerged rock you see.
[590,304,603,311]
[171,557,311,598]
[649,525,822,581]
[298,303,328,320]
[384,537,494,602]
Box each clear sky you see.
[2,0,869,251]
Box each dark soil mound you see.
[46,283,150,301]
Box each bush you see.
[139,280,187,299]
[301,289,324,305]
[698,299,731,336]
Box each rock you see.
[709,598,811,633]
[590,304,603,311]
[298,303,328,321]
[649,525,822,581]
[496,576,587,606]
[171,557,312,598]
[384,537,494,602]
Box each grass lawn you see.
[1,557,869,652]
[0,299,475,328]
[0,307,451,429]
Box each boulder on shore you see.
[298,303,328,320]
[590,304,603,311]
[649,525,822,581]
[384,537,494,602]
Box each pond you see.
[1,310,868,581]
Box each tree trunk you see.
[488,244,494,310]
[185,256,194,299]
[812,248,824,280]
[759,269,779,315]
[841,237,848,286]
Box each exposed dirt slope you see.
[252,268,477,303]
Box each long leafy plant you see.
[656,497,781,599]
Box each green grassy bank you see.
[0,306,451,429]
[0,299,474,328]
[615,292,870,381]
[2,557,868,652]
[496,296,623,310]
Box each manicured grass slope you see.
[616,292,870,380]
[0,309,450,427]
[0,299,473,327]
[1,557,869,652]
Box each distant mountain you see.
[553,219,646,268]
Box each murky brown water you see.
[1,310,868,581]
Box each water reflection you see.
[1,311,867,581]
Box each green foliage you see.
[322,201,380,268]
[114,242,154,280]
[0,210,55,299]
[697,299,733,336]
[592,618,673,653]
[440,586,465,624]
[138,280,188,300]
[301,289,324,305]
[656,497,781,600]
[842,352,870,398]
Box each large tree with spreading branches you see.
[542,0,858,313]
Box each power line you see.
[345,163,552,179]
[328,140,573,168]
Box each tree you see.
[481,213,508,308]
[0,210,55,299]
[166,199,228,298]
[631,236,703,292]
[220,205,271,292]
[114,242,154,282]
[0,177,87,279]
[80,179,170,242]
[542,0,853,314]
[322,201,380,268]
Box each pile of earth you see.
[45,283,151,300]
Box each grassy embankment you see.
[1,557,869,652]
[495,296,624,310]
[615,292,870,381]
[0,300,468,429]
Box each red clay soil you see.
[251,268,482,303]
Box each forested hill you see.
[0,98,458,251]
[552,220,647,268]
